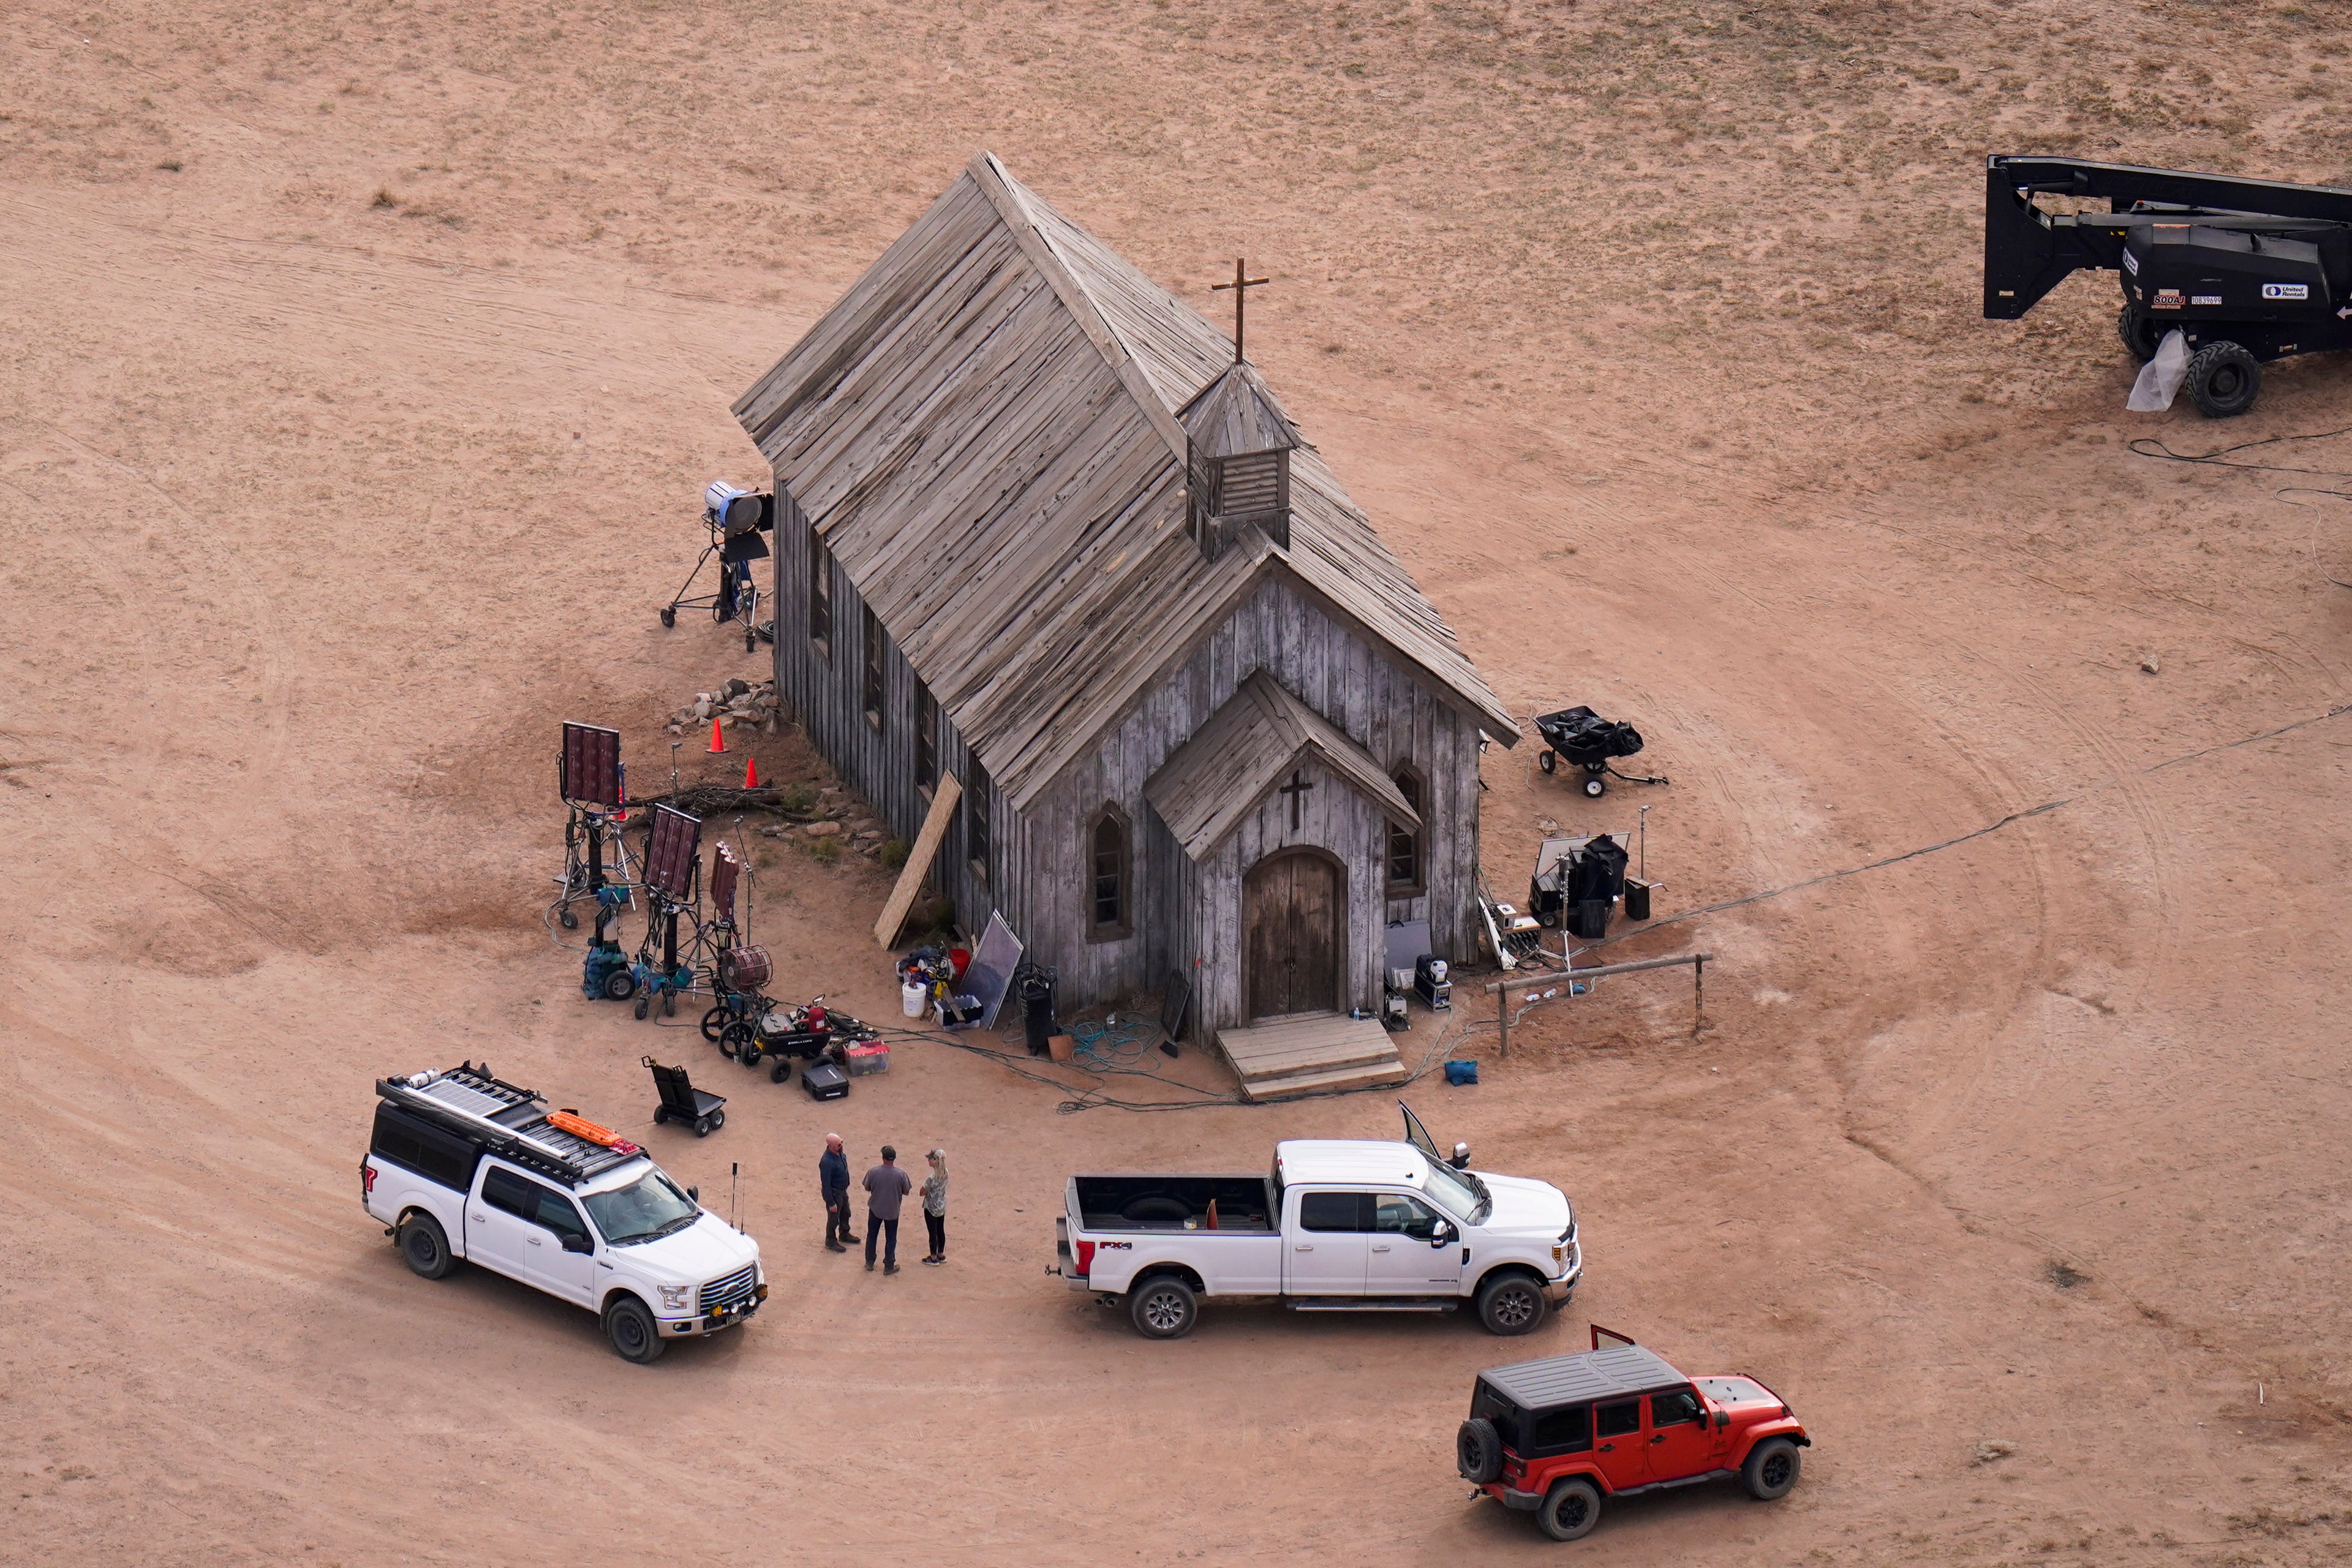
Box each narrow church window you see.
[1387,765,1425,896]
[914,683,938,796]
[965,756,991,878]
[1087,805,1132,941]
[861,605,885,726]
[807,530,833,657]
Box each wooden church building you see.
[733,152,1517,1078]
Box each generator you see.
[1985,154,2352,417]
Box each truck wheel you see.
[602,968,638,1001]
[1457,1417,1503,1483]
[1741,1436,1801,1500]
[1582,775,1606,798]
[1477,1272,1548,1336]
[603,1295,666,1364]
[397,1213,455,1280]
[2186,341,2261,418]
[701,1005,731,1042]
[771,1058,792,1084]
[1537,1477,1603,1542]
[1128,1275,1199,1339]
[2117,305,2162,363]
[1538,750,1556,775]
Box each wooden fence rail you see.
[1483,951,1712,1055]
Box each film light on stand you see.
[645,805,704,903]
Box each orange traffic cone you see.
[707,715,727,754]
[743,755,760,789]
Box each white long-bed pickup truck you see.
[1054,1103,1580,1339]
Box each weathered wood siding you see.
[769,486,1027,943]
[1024,575,1482,1035]
[1193,755,1386,1031]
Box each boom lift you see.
[1984,154,2352,417]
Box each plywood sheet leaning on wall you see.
[875,772,962,948]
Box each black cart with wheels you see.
[644,1056,726,1137]
[1532,706,1663,799]
[722,998,878,1084]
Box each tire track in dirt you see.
[2009,664,2184,1021]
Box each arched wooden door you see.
[1243,849,1344,1019]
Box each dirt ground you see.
[6,0,2352,1562]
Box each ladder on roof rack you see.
[375,1064,641,1186]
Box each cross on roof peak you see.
[1210,258,1271,364]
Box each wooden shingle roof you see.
[1144,671,1420,862]
[1180,361,1299,458]
[731,151,1517,808]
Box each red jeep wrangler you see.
[1457,1328,1811,1541]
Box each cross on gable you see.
[1278,768,1314,830]
[1210,257,1272,363]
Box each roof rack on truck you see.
[374,1062,641,1187]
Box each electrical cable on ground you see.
[2129,428,2352,587]
[2128,425,2352,479]
[1572,695,2352,957]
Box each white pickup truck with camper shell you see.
[362,1062,764,1363]
[1054,1102,1580,1338]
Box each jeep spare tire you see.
[1742,1436,1800,1500]
[1457,1417,1503,1483]
[1128,1275,1199,1340]
[1537,1477,1603,1542]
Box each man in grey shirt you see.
[862,1144,914,1275]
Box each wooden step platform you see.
[1216,1013,1408,1102]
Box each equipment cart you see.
[1532,707,1664,798]
[643,1056,727,1137]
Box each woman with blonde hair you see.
[919,1148,949,1265]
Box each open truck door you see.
[1401,1099,1473,1170]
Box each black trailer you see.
[1984,154,2352,416]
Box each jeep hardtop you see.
[362,1062,764,1363]
[1457,1328,1811,1542]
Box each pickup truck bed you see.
[1070,1174,1275,1232]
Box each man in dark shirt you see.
[862,1144,914,1275]
[820,1133,855,1253]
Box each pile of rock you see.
[757,783,895,859]
[665,677,780,736]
